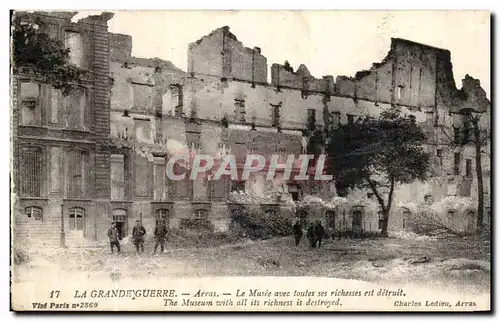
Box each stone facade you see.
[12,20,490,245]
[107,26,490,236]
[12,11,115,247]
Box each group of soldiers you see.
[107,219,169,255]
[293,220,326,248]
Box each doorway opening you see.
[112,208,128,239]
[325,210,336,229]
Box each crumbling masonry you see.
[12,15,491,245]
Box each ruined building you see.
[12,17,491,245]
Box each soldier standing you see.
[132,220,146,254]
[292,219,303,246]
[153,220,168,255]
[307,223,316,248]
[315,220,326,248]
[108,222,121,254]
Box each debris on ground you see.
[12,232,490,294]
[409,256,431,264]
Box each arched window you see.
[193,209,208,219]
[25,206,43,220]
[447,210,456,220]
[68,207,85,230]
[264,210,276,216]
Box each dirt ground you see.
[13,230,491,295]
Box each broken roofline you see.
[110,24,487,99]
[162,153,332,181]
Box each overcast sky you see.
[75,10,490,98]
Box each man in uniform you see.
[292,219,303,246]
[307,223,316,248]
[314,220,326,248]
[108,222,121,254]
[132,219,146,254]
[153,219,168,255]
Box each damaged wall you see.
[270,63,335,94]
[188,26,268,83]
[334,38,441,109]
[183,75,327,130]
[106,25,490,233]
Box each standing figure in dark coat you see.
[315,220,326,248]
[108,222,121,254]
[132,220,146,254]
[292,220,303,246]
[153,220,168,255]
[307,223,316,248]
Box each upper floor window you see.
[186,131,201,150]
[436,149,443,166]
[111,154,126,201]
[453,126,461,144]
[132,82,153,110]
[462,122,472,144]
[466,159,472,178]
[63,88,87,130]
[64,31,84,68]
[153,157,167,201]
[329,112,340,130]
[19,82,41,126]
[307,108,316,129]
[66,150,89,198]
[133,118,152,142]
[20,146,43,197]
[271,103,281,127]
[234,99,246,123]
[347,114,355,125]
[169,84,184,116]
[454,152,461,176]
[396,85,403,100]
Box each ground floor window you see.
[68,207,85,230]
[264,209,276,216]
[25,206,43,220]
[377,211,384,230]
[193,209,208,219]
